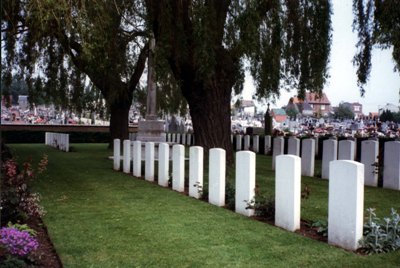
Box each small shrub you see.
[225,182,235,210]
[7,222,37,237]
[245,187,275,220]
[359,208,400,254]
[310,220,328,237]
[0,155,47,224]
[0,227,39,257]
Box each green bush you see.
[359,208,400,254]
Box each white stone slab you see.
[172,145,185,192]
[264,135,271,155]
[361,140,378,187]
[253,135,259,153]
[113,139,121,171]
[145,142,155,181]
[236,135,242,151]
[383,141,400,190]
[244,135,250,150]
[123,140,131,173]
[338,140,355,160]
[235,151,255,216]
[272,137,284,170]
[288,137,300,156]
[275,155,301,232]
[301,138,315,177]
[322,139,337,179]
[209,148,226,206]
[158,143,170,187]
[328,160,364,250]
[133,141,142,177]
[187,134,192,146]
[189,146,204,199]
[177,133,181,144]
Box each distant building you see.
[291,96,314,116]
[304,92,332,117]
[233,100,256,116]
[271,108,287,123]
[341,102,363,118]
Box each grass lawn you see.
[9,144,400,267]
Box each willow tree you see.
[146,0,331,161]
[1,1,148,141]
[353,0,400,95]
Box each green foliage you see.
[6,223,37,237]
[360,208,400,254]
[0,256,28,268]
[380,109,400,123]
[225,181,236,211]
[245,191,275,219]
[352,0,400,95]
[310,219,328,237]
[334,103,355,120]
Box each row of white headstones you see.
[45,132,69,152]
[269,137,400,190]
[113,138,378,251]
[129,133,400,190]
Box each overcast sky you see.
[243,0,399,114]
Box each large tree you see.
[1,0,148,141]
[352,0,400,95]
[146,0,332,161]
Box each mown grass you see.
[9,144,400,267]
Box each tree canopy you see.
[1,0,149,140]
[352,0,400,95]
[146,0,332,161]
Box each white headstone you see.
[167,133,171,142]
[301,138,315,177]
[145,142,155,181]
[338,140,355,160]
[264,135,271,155]
[361,140,378,187]
[235,151,255,216]
[209,148,226,206]
[158,143,169,187]
[123,140,131,173]
[272,137,284,170]
[322,139,337,179]
[328,160,364,250]
[177,133,181,144]
[244,135,250,150]
[187,134,192,146]
[189,146,204,199]
[133,141,142,177]
[275,155,301,232]
[383,141,400,190]
[287,137,300,156]
[172,145,185,192]
[113,139,121,171]
[172,133,176,143]
[236,135,242,151]
[253,135,259,153]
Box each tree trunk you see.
[185,80,234,164]
[109,101,131,144]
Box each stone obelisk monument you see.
[136,36,166,142]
